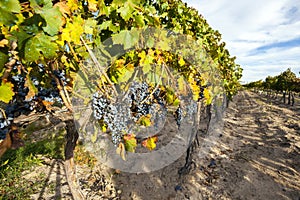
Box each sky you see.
[182,0,300,83]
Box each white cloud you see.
[183,0,300,82]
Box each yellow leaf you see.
[0,39,9,47]
[178,57,185,66]
[88,0,98,12]
[67,0,79,12]
[138,114,152,127]
[116,142,126,161]
[203,87,212,104]
[0,81,15,103]
[177,76,188,95]
[142,136,158,151]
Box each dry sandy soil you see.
[24,90,300,200]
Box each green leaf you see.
[166,89,175,104]
[112,28,139,49]
[10,29,32,51]
[138,114,152,127]
[117,68,134,83]
[134,15,145,27]
[28,0,62,35]
[40,7,63,36]
[0,81,15,103]
[84,18,97,34]
[29,0,52,10]
[117,3,134,21]
[0,0,21,13]
[124,134,137,153]
[25,33,58,62]
[0,8,17,26]
[0,51,9,72]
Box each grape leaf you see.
[203,87,212,104]
[84,18,97,34]
[178,57,185,66]
[58,16,84,45]
[0,0,21,13]
[0,52,9,73]
[117,3,134,21]
[88,0,98,12]
[134,15,145,27]
[0,81,15,103]
[25,33,58,62]
[112,28,139,50]
[138,114,152,127]
[24,69,38,101]
[40,7,63,36]
[0,39,9,47]
[124,134,137,153]
[29,0,63,35]
[116,142,126,161]
[67,0,80,12]
[54,1,71,15]
[29,0,52,10]
[142,136,158,151]
[0,8,18,26]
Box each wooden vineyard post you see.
[64,119,84,200]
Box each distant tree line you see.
[244,68,300,106]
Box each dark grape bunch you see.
[92,92,130,144]
[0,110,11,140]
[91,81,198,145]
[129,81,166,122]
[0,65,68,140]
[175,106,183,127]
[92,81,169,144]
[53,69,70,86]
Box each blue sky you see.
[183,0,300,83]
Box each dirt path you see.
[25,90,300,199]
[207,91,300,200]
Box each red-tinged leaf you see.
[124,133,137,153]
[116,142,126,161]
[0,81,15,103]
[142,136,158,151]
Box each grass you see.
[0,128,65,200]
[0,123,98,200]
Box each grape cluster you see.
[175,106,183,127]
[129,82,165,122]
[92,92,130,144]
[91,82,168,144]
[0,111,11,140]
[53,69,70,86]
[0,67,68,140]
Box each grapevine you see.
[0,0,243,198]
